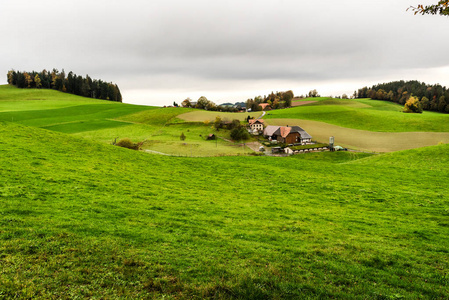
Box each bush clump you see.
[116,138,141,150]
[230,126,250,141]
[403,96,423,113]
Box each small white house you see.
[248,119,264,132]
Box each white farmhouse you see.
[248,119,264,132]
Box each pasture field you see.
[0,85,152,129]
[77,122,254,157]
[267,118,449,152]
[265,97,449,132]
[1,121,449,298]
[263,97,449,151]
[0,84,103,109]
[0,85,255,156]
[175,97,449,152]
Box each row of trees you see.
[180,89,323,112]
[246,90,295,111]
[7,69,122,102]
[181,96,241,112]
[357,80,449,113]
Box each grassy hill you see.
[174,97,449,152]
[1,120,449,298]
[267,97,449,132]
[0,85,255,156]
[4,85,449,153]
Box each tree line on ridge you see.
[357,80,449,113]
[7,69,122,102]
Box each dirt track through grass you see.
[177,110,260,122]
[268,118,449,152]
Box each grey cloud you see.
[1,0,448,104]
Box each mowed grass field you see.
[0,85,255,156]
[1,121,449,298]
[262,97,449,151]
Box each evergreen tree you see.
[420,96,430,110]
[438,96,446,112]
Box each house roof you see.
[249,119,264,125]
[290,126,312,139]
[259,103,271,109]
[276,126,291,138]
[263,125,279,137]
[265,125,312,139]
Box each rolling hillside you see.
[1,120,448,298]
[267,98,449,151]
[175,97,449,152]
[0,85,254,156]
[3,85,449,153]
[269,97,449,132]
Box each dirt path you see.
[244,141,263,152]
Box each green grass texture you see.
[1,120,448,298]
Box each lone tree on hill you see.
[282,90,294,107]
[181,98,192,107]
[308,89,320,97]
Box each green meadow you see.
[1,86,449,298]
[0,85,255,157]
[1,121,449,298]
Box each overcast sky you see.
[1,0,448,106]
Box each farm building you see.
[264,125,312,144]
[248,119,264,131]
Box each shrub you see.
[116,138,141,150]
[230,126,250,141]
[227,119,241,130]
[403,96,423,113]
[262,141,272,147]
